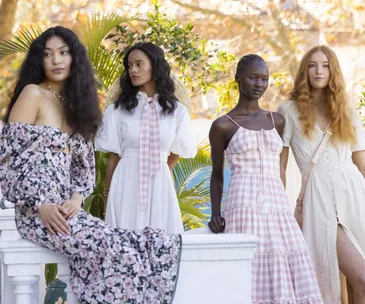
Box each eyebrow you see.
[127,59,145,64]
[44,45,69,50]
[248,71,269,77]
[309,60,329,63]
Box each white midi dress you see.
[279,100,365,303]
[95,92,197,233]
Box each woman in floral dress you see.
[208,54,323,303]
[0,26,181,304]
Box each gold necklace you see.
[47,84,65,101]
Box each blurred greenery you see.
[357,86,365,123]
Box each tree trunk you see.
[0,0,19,38]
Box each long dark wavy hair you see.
[4,26,102,141]
[114,42,177,114]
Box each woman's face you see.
[128,49,155,88]
[43,36,72,83]
[236,60,269,100]
[307,51,330,89]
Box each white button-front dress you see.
[279,100,365,303]
[95,92,197,233]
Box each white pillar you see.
[0,208,20,304]
[11,275,38,304]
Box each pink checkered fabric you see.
[222,114,323,303]
[139,94,160,209]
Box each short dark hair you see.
[235,54,266,81]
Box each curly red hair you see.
[289,45,356,145]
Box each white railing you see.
[0,210,259,304]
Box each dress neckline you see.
[314,122,330,133]
[7,121,70,137]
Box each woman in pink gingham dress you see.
[208,54,322,303]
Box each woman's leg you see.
[337,226,365,304]
[341,271,349,304]
[347,279,355,304]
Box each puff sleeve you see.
[170,104,197,158]
[277,101,294,147]
[95,105,123,157]
[351,111,365,152]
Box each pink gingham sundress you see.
[222,113,323,304]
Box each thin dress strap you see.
[223,115,241,128]
[269,111,276,129]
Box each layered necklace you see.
[46,83,66,101]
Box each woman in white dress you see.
[279,45,365,303]
[95,42,197,233]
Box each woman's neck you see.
[45,80,65,95]
[236,97,261,114]
[311,88,326,106]
[139,83,157,98]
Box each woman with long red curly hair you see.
[279,45,365,303]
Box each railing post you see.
[10,275,38,304]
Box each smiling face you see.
[307,51,330,89]
[43,35,72,84]
[236,60,269,100]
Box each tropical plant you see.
[173,142,212,230]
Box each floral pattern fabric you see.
[0,122,181,304]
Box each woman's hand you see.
[62,197,82,219]
[208,215,226,234]
[38,204,71,235]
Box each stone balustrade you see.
[0,210,258,304]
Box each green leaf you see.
[0,26,42,59]
[179,203,207,218]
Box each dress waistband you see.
[122,148,169,162]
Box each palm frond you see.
[179,202,207,219]
[173,141,211,193]
[81,13,135,63]
[92,47,124,90]
[177,178,210,199]
[0,26,42,59]
[172,142,212,227]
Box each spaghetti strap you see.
[223,115,241,128]
[269,111,276,129]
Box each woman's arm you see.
[208,119,227,233]
[8,85,41,124]
[8,85,71,235]
[352,151,365,178]
[167,153,180,170]
[280,147,289,188]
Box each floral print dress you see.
[0,122,181,304]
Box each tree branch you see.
[171,0,285,55]
[0,0,19,37]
